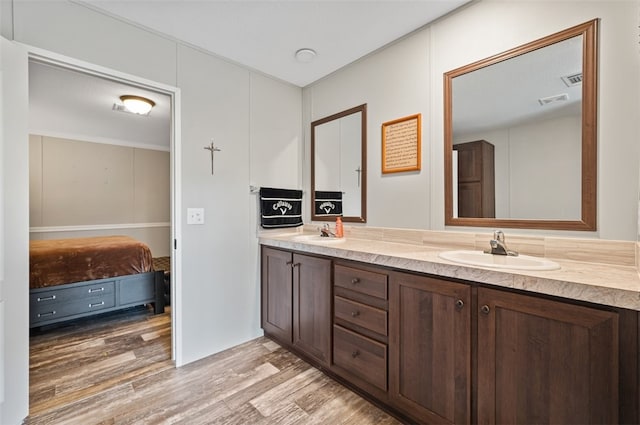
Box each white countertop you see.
[259,232,640,311]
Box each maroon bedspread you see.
[29,236,154,289]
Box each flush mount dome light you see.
[295,48,316,63]
[119,95,155,115]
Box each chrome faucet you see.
[485,230,518,256]
[319,223,335,238]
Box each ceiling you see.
[453,35,583,137]
[29,0,471,148]
[29,60,172,149]
[80,0,471,87]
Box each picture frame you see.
[381,113,421,174]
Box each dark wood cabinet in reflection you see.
[453,140,495,218]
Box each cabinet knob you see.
[351,311,360,318]
[351,350,360,358]
[455,299,464,309]
[351,278,360,284]
[480,305,490,314]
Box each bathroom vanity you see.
[260,230,639,424]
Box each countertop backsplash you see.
[269,224,637,268]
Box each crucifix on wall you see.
[203,140,221,175]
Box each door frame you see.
[23,43,183,363]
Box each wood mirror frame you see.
[444,19,598,231]
[311,104,367,223]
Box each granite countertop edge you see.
[259,233,640,312]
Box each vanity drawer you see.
[333,325,387,391]
[335,296,387,336]
[334,264,388,300]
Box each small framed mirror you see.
[444,19,598,230]
[311,104,367,223]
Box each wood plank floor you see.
[27,307,401,424]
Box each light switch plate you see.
[187,208,205,225]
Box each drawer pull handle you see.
[455,299,464,309]
[89,301,105,308]
[351,278,360,284]
[37,311,56,318]
[351,350,360,358]
[37,295,56,302]
[351,311,360,318]
[480,305,490,315]
[88,287,105,293]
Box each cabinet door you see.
[261,247,293,344]
[458,182,483,218]
[477,287,619,424]
[293,253,332,366]
[389,272,471,424]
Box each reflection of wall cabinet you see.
[453,140,495,218]
[261,246,331,366]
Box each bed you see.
[29,235,165,328]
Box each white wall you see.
[28,135,171,256]
[4,0,302,421]
[305,28,431,228]
[1,37,29,425]
[458,114,582,220]
[508,116,582,220]
[304,0,640,240]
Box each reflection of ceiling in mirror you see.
[453,36,582,137]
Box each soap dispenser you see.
[335,216,344,238]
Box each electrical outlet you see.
[187,208,205,225]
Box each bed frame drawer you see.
[30,293,116,323]
[31,281,115,306]
[30,280,116,325]
[29,271,164,328]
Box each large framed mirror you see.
[311,104,367,223]
[444,19,598,231]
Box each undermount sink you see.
[438,250,560,271]
[291,234,346,243]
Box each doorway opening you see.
[25,51,180,418]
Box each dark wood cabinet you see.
[261,245,637,424]
[261,246,331,366]
[389,271,471,425]
[261,246,293,344]
[331,262,389,397]
[477,287,619,424]
[293,253,332,366]
[453,140,495,218]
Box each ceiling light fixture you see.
[295,48,316,63]
[538,93,569,106]
[119,95,155,115]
